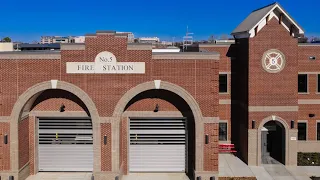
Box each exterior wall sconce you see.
[60,104,65,112]
[291,120,295,129]
[309,56,316,60]
[4,134,8,144]
[104,135,107,145]
[154,104,159,112]
[252,120,256,129]
[309,114,315,118]
[205,134,209,144]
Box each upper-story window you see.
[298,74,308,93]
[219,74,228,93]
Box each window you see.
[219,122,227,141]
[298,122,307,140]
[219,74,228,93]
[298,74,308,93]
[318,122,320,141]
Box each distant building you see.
[0,42,14,52]
[161,41,173,46]
[137,37,160,44]
[70,36,85,43]
[14,43,60,51]
[40,36,70,44]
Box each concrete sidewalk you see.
[25,172,93,180]
[219,154,316,180]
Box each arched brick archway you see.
[10,81,100,173]
[113,81,205,172]
[257,115,289,166]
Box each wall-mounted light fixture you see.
[309,114,315,118]
[205,134,209,144]
[154,104,159,112]
[60,104,65,112]
[104,135,107,145]
[309,56,316,60]
[252,120,256,129]
[291,120,295,129]
[4,134,8,145]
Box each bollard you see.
[196,176,201,180]
[210,177,215,180]
[9,176,14,180]
[91,174,94,180]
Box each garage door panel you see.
[38,118,93,172]
[129,118,187,172]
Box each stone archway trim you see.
[9,80,101,172]
[257,115,289,166]
[113,81,205,171]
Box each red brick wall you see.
[248,17,298,108]
[299,105,320,140]
[29,116,35,175]
[0,34,219,119]
[203,123,219,171]
[33,98,84,112]
[0,122,10,171]
[101,123,112,171]
[19,116,29,169]
[298,46,320,72]
[120,117,128,175]
[126,98,179,111]
[0,33,220,173]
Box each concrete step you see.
[122,173,190,180]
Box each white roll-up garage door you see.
[129,118,187,172]
[38,118,93,172]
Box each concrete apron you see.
[122,173,189,180]
[25,172,93,180]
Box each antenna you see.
[183,26,193,52]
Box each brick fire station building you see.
[0,2,320,180]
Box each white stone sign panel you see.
[66,51,145,74]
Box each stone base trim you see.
[194,171,219,180]
[248,106,298,112]
[18,163,30,180]
[93,171,119,180]
[297,141,320,152]
[219,177,257,180]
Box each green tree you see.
[2,37,12,42]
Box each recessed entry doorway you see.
[261,121,286,165]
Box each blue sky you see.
[1,0,319,42]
